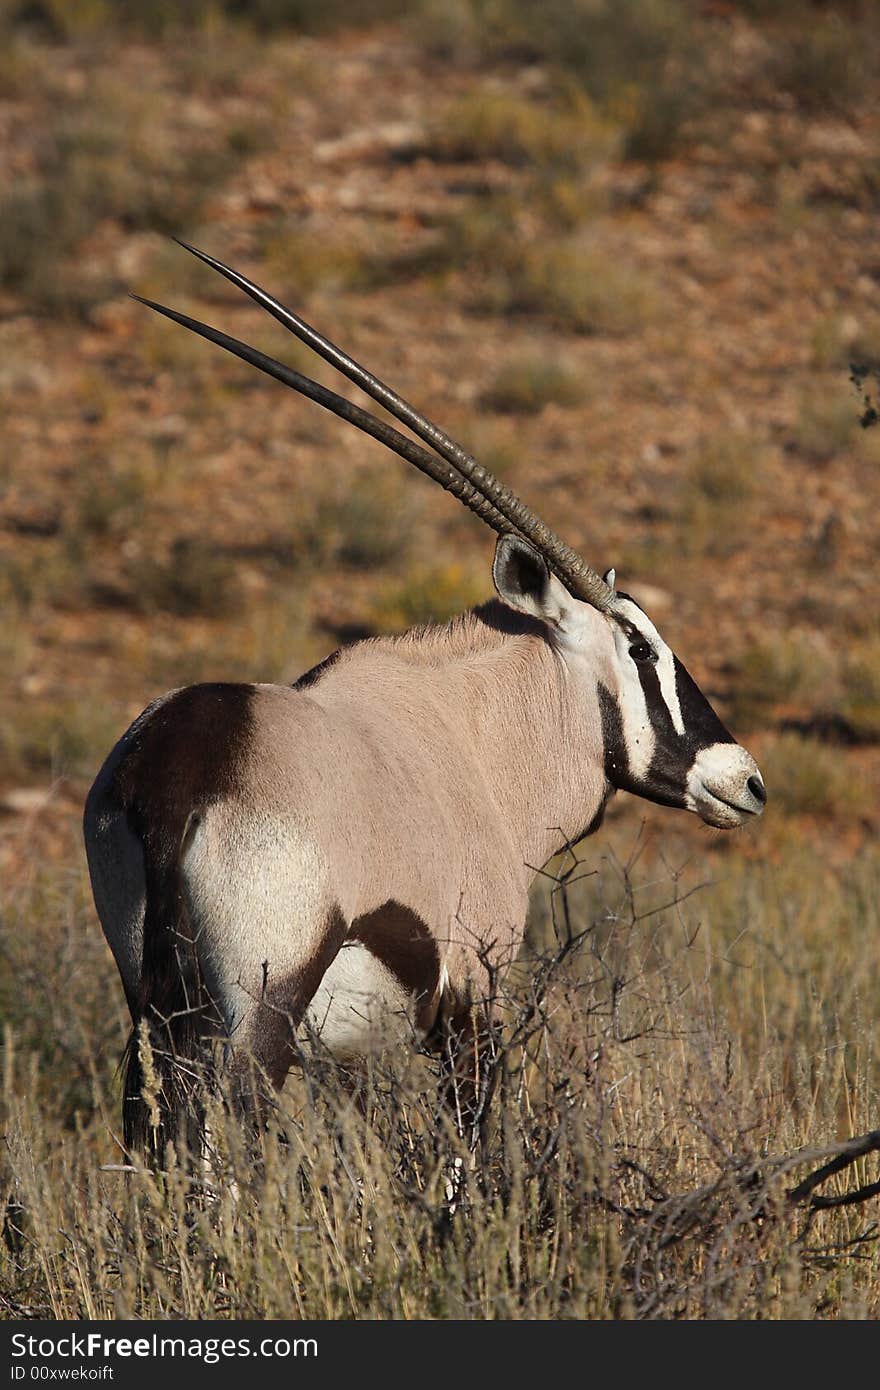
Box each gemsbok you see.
[84,242,766,1156]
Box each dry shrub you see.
[729,632,839,731]
[369,561,490,632]
[417,0,705,162]
[435,201,662,335]
[1,819,878,1319]
[796,387,859,462]
[675,434,765,559]
[0,71,263,318]
[767,12,872,116]
[260,225,396,299]
[481,355,584,415]
[0,695,122,784]
[126,536,244,619]
[296,466,420,572]
[485,237,661,336]
[758,733,874,824]
[840,638,880,742]
[0,0,409,41]
[432,90,618,171]
[810,312,880,373]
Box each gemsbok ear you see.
[493,534,570,628]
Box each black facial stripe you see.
[673,656,735,749]
[605,599,740,813]
[616,614,645,645]
[637,660,690,806]
[639,656,736,806]
[600,679,685,807]
[598,682,629,787]
[615,598,735,752]
[636,660,678,742]
[613,605,657,664]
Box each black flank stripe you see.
[115,682,256,860]
[349,901,441,1033]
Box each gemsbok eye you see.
[629,642,654,663]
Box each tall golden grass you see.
[1,810,877,1319]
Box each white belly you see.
[306,940,418,1058]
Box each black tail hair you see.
[122,854,212,1163]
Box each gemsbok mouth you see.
[688,745,766,829]
[692,782,765,829]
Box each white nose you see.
[687,744,766,829]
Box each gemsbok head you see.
[84,242,766,1158]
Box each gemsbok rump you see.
[84,242,766,1155]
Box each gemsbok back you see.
[84,242,766,1158]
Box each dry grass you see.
[259,224,397,299]
[728,629,880,745]
[435,202,663,335]
[767,12,873,116]
[796,385,860,463]
[1,822,877,1319]
[126,537,245,620]
[296,467,420,572]
[481,355,584,415]
[419,0,705,162]
[605,432,776,580]
[368,561,490,632]
[758,733,876,825]
[0,0,409,42]
[0,76,257,318]
[728,632,839,731]
[0,697,121,785]
[495,239,661,335]
[431,90,618,171]
[840,638,880,742]
[810,312,880,373]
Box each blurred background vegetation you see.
[0,0,879,1318]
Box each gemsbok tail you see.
[122,822,212,1161]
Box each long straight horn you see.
[131,295,515,536]
[143,245,615,611]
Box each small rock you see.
[315,122,425,165]
[0,787,54,816]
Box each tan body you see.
[86,601,612,1104]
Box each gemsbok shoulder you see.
[84,242,766,1156]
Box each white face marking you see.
[613,597,685,733]
[648,638,685,738]
[549,591,659,783]
[608,596,689,781]
[616,664,654,780]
